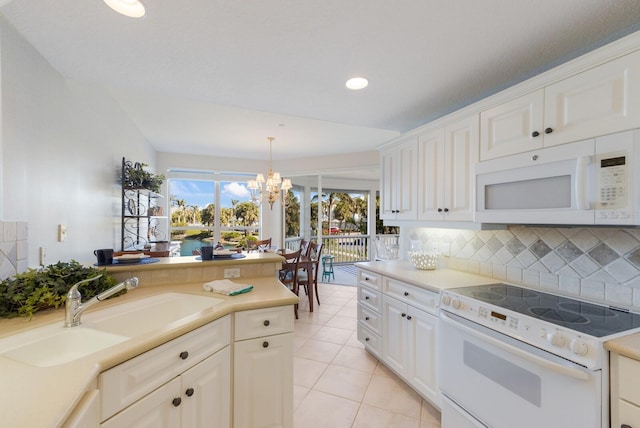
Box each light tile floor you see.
[293,282,441,428]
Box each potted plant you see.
[0,261,119,318]
[123,159,165,193]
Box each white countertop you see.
[0,277,297,428]
[355,260,496,292]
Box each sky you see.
[169,179,252,209]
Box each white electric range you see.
[439,283,640,428]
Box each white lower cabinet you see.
[99,316,231,427]
[382,295,438,406]
[102,349,230,428]
[357,270,383,358]
[611,353,640,428]
[406,305,438,402]
[357,268,440,408]
[382,295,406,374]
[102,377,182,428]
[181,347,231,427]
[62,303,297,428]
[233,306,295,428]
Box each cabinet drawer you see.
[357,269,382,291]
[619,399,640,427]
[358,285,382,313]
[358,304,382,335]
[383,278,439,314]
[234,306,294,341]
[100,316,230,420]
[618,355,640,405]
[357,322,381,358]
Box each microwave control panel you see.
[596,152,627,210]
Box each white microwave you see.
[475,129,640,225]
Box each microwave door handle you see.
[575,155,590,210]
[440,311,591,381]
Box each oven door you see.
[439,310,603,428]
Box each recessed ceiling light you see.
[346,77,368,90]
[104,0,146,18]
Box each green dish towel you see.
[203,279,254,296]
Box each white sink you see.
[0,292,223,367]
[0,325,129,367]
[84,292,224,337]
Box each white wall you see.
[0,16,381,269]
[1,17,156,268]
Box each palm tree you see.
[231,199,239,227]
[334,193,353,231]
[353,196,368,233]
[172,199,186,225]
[284,190,300,237]
[220,207,234,227]
[200,203,215,226]
[235,202,259,227]
[188,205,199,225]
[311,191,337,234]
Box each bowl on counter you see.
[408,251,440,270]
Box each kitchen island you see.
[0,252,298,427]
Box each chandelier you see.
[248,137,292,209]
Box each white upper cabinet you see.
[481,49,640,161]
[380,138,418,221]
[480,90,544,160]
[544,49,640,146]
[418,115,478,222]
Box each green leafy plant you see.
[123,160,165,193]
[0,261,119,319]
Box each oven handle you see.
[440,311,591,381]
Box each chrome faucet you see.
[64,275,139,327]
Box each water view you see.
[178,239,209,256]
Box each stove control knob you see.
[451,299,462,310]
[441,296,451,306]
[570,339,589,356]
[547,332,566,348]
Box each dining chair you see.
[249,237,272,252]
[278,249,301,318]
[297,242,323,307]
[299,239,310,256]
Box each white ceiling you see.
[2,0,640,168]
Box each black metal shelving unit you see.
[121,157,167,251]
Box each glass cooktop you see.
[451,283,640,337]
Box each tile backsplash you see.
[0,221,28,280]
[408,226,640,310]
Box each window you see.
[167,171,259,256]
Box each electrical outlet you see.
[58,224,67,242]
[39,246,47,266]
[224,268,240,278]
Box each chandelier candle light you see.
[248,137,292,209]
